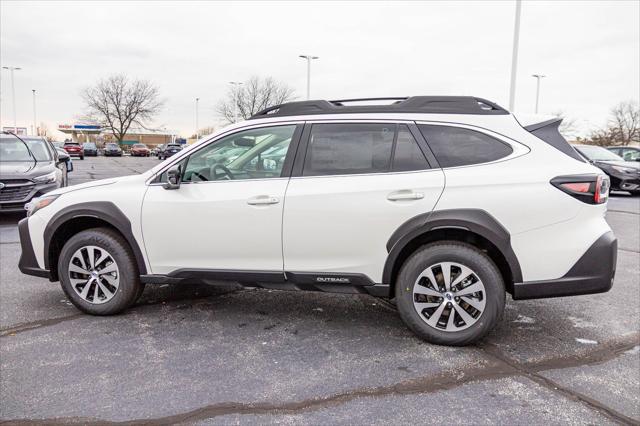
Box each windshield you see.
[133,144,147,148]
[0,136,52,162]
[106,144,119,148]
[83,143,96,148]
[575,145,624,161]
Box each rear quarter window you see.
[418,125,513,168]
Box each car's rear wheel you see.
[395,241,505,346]
[58,228,142,315]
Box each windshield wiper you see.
[1,131,38,164]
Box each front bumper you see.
[512,231,617,300]
[18,217,50,278]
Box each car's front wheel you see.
[395,241,505,346]
[58,228,142,315]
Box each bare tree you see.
[608,101,639,146]
[216,76,296,124]
[584,101,640,147]
[83,74,163,144]
[552,110,579,139]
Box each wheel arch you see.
[383,209,522,297]
[44,202,147,281]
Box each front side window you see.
[418,125,513,168]
[303,123,395,176]
[621,149,640,161]
[182,125,296,182]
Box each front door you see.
[141,124,301,275]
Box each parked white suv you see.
[18,97,616,346]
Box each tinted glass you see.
[393,125,429,172]
[303,123,394,176]
[418,125,513,167]
[182,125,296,182]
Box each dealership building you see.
[57,123,176,149]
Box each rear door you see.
[282,122,445,283]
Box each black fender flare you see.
[382,209,522,285]
[43,201,148,274]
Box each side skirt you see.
[140,270,389,298]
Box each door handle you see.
[247,195,280,205]
[387,190,425,201]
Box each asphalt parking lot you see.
[0,156,638,424]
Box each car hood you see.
[596,160,640,169]
[0,161,56,179]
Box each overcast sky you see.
[1,1,638,138]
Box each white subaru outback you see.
[18,97,616,346]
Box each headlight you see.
[32,171,58,184]
[611,166,636,174]
[25,194,60,216]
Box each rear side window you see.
[418,125,513,168]
[393,125,429,172]
[303,123,394,176]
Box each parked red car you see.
[130,143,150,157]
[63,142,84,160]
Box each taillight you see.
[551,174,609,205]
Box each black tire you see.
[80,155,84,160]
[395,241,505,346]
[58,228,142,315]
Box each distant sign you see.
[2,127,28,136]
[58,124,102,131]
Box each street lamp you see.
[299,55,319,100]
[2,66,22,133]
[532,74,546,114]
[229,82,243,122]
[32,89,37,136]
[508,0,522,111]
[195,97,200,139]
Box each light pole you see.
[32,89,37,135]
[2,66,22,133]
[229,82,243,122]
[299,55,319,100]
[532,74,546,114]
[195,97,200,139]
[508,0,522,112]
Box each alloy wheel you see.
[413,262,486,332]
[68,245,120,304]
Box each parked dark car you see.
[573,144,640,195]
[131,143,150,157]
[104,143,123,157]
[158,143,182,160]
[607,146,640,162]
[82,142,98,156]
[63,141,84,160]
[0,133,72,212]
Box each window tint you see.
[418,125,513,168]
[303,123,394,176]
[182,125,296,182]
[393,125,429,172]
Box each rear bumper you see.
[18,217,50,278]
[513,231,617,300]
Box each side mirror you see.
[163,165,182,190]
[57,151,70,163]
